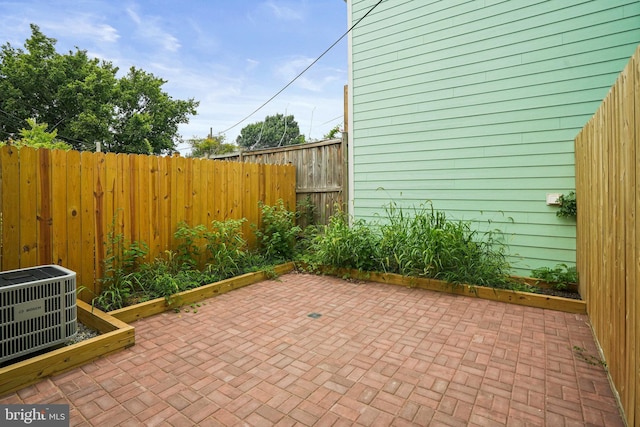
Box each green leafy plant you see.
[135,251,203,305]
[174,222,208,270]
[556,191,577,218]
[531,263,578,291]
[296,195,317,228]
[204,218,248,277]
[95,218,149,311]
[254,199,301,262]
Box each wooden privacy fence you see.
[0,146,296,301]
[213,138,346,227]
[575,45,639,426]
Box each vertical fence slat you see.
[228,162,242,220]
[137,154,151,261]
[198,158,209,228]
[51,150,68,267]
[80,151,95,294]
[116,154,130,245]
[159,156,172,252]
[213,161,226,221]
[148,155,161,260]
[206,159,216,225]
[173,155,186,226]
[66,150,83,296]
[623,50,637,425]
[36,149,52,266]
[94,152,106,283]
[18,147,37,267]
[104,153,117,255]
[633,46,640,425]
[244,162,259,247]
[191,158,202,230]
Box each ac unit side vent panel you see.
[0,265,77,364]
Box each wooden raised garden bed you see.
[319,267,586,314]
[0,300,134,396]
[108,263,296,323]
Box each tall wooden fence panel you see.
[0,147,296,301]
[575,45,639,426]
[214,138,346,227]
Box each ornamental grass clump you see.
[308,209,379,272]
[307,202,510,288]
[377,202,510,287]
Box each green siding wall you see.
[349,0,640,274]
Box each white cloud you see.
[273,56,345,92]
[126,6,181,52]
[44,18,119,44]
[263,1,304,21]
[245,58,260,71]
[275,56,314,80]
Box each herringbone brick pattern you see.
[1,273,624,426]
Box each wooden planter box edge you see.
[109,262,295,323]
[0,300,134,397]
[315,266,586,314]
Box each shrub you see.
[95,225,148,311]
[254,199,301,262]
[204,218,248,277]
[174,222,208,270]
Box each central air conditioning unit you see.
[0,265,77,364]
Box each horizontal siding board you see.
[354,100,604,130]
[355,129,578,152]
[356,176,576,193]
[357,142,574,164]
[354,152,576,170]
[355,117,581,139]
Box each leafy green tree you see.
[236,114,305,150]
[188,135,237,158]
[1,118,71,150]
[0,24,198,154]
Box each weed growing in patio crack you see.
[573,346,607,367]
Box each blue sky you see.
[0,0,348,153]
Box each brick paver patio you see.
[0,273,624,426]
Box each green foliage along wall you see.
[348,0,640,274]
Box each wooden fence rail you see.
[575,44,639,426]
[212,138,346,227]
[0,146,296,301]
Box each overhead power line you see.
[219,0,384,135]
